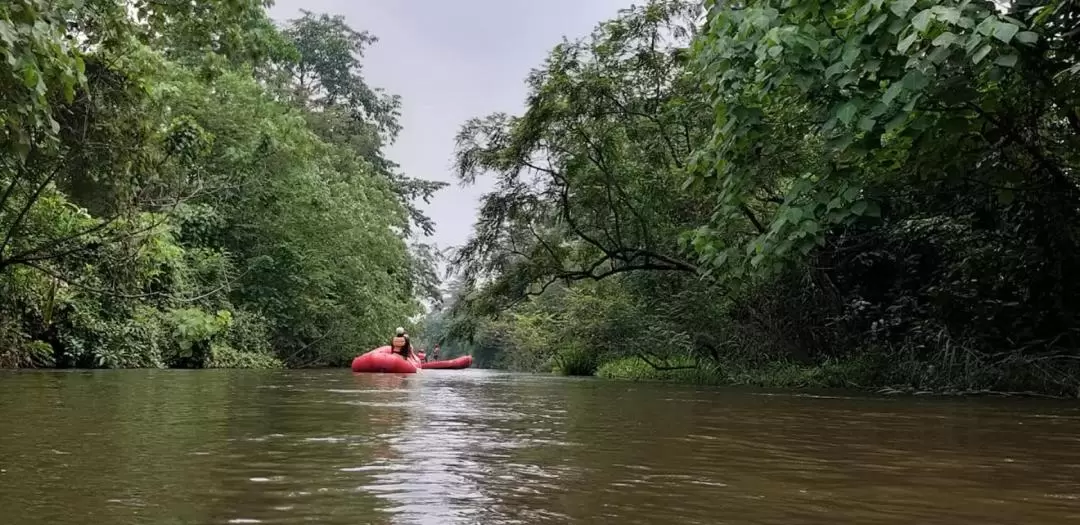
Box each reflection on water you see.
[2,369,1080,524]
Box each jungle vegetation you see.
[432,0,1080,395]
[0,0,444,368]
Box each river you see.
[1,369,1079,524]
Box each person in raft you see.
[390,327,413,360]
[432,343,441,362]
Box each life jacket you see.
[391,336,407,353]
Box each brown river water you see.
[1,369,1079,524]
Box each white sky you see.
[269,0,635,266]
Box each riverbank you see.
[591,356,1080,399]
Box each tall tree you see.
[452,0,709,312]
[279,11,447,236]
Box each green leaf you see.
[851,200,869,215]
[836,100,860,124]
[974,15,996,36]
[886,19,905,36]
[898,32,918,53]
[0,20,16,44]
[858,116,877,131]
[931,6,961,25]
[868,14,889,34]
[883,82,904,105]
[825,61,846,79]
[911,9,932,32]
[932,31,957,47]
[856,2,873,22]
[680,176,695,191]
[842,45,860,66]
[890,0,917,17]
[838,71,860,87]
[901,70,928,91]
[884,113,908,133]
[929,46,951,64]
[22,66,39,89]
[994,53,1018,67]
[992,21,1019,43]
[1014,31,1039,45]
[972,44,992,64]
[903,93,922,112]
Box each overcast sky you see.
[269,0,634,262]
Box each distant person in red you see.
[432,343,441,362]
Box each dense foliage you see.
[440,0,1080,395]
[0,0,443,368]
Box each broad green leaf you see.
[901,70,928,91]
[931,6,961,25]
[974,15,996,35]
[22,66,40,89]
[1014,31,1038,44]
[992,21,1019,43]
[903,93,922,111]
[868,14,889,34]
[836,100,860,124]
[838,71,860,87]
[856,2,873,22]
[964,33,984,53]
[898,32,918,53]
[858,116,877,131]
[884,112,908,133]
[0,20,16,44]
[911,9,932,32]
[890,0,917,17]
[932,31,957,47]
[842,45,860,66]
[994,53,1018,67]
[883,82,904,105]
[972,44,992,64]
[929,46,951,63]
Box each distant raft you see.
[350,345,421,374]
[420,355,473,370]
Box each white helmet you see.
[395,327,405,336]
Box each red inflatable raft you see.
[420,355,473,370]
[351,345,421,374]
